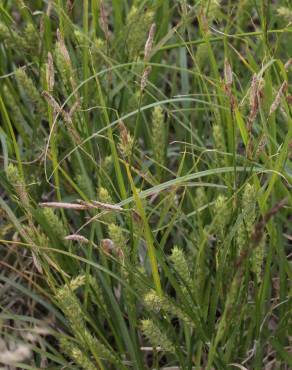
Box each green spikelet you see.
[42,208,66,241]
[152,106,165,174]
[23,23,39,52]
[204,0,222,21]
[54,41,73,88]
[212,195,231,238]
[237,183,256,255]
[69,274,86,291]
[251,233,266,282]
[213,124,226,152]
[195,187,208,208]
[60,338,96,370]
[15,69,44,114]
[56,283,117,363]
[88,276,107,312]
[6,163,30,209]
[141,319,175,353]
[98,187,116,224]
[196,42,209,69]
[143,290,191,324]
[91,38,106,63]
[100,155,113,189]
[108,223,128,256]
[76,172,92,198]
[0,22,10,41]
[3,86,30,142]
[126,6,154,58]
[213,123,226,165]
[277,7,292,22]
[169,246,191,287]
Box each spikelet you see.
[56,284,84,330]
[144,23,156,61]
[98,187,116,224]
[3,86,30,141]
[83,329,117,363]
[141,319,175,353]
[195,187,208,208]
[237,183,256,256]
[0,22,10,41]
[212,195,231,238]
[143,290,191,324]
[108,223,128,257]
[6,163,30,209]
[196,42,209,69]
[54,30,73,88]
[269,81,288,116]
[15,69,44,114]
[56,283,117,363]
[169,246,191,287]
[126,6,154,58]
[251,233,266,282]
[204,0,222,21]
[118,121,134,158]
[152,106,165,172]
[74,29,87,45]
[42,208,66,240]
[60,338,96,370]
[46,52,55,92]
[88,276,107,311]
[213,124,226,160]
[91,38,106,62]
[214,123,223,146]
[277,7,292,22]
[69,274,86,291]
[23,23,39,51]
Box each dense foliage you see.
[0,1,291,369]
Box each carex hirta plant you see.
[0,1,291,369]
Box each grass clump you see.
[0,1,291,369]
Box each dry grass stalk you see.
[39,200,123,212]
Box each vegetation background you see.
[0,0,291,369]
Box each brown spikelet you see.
[101,239,114,254]
[42,91,60,113]
[57,29,71,66]
[224,59,235,110]
[144,23,156,61]
[269,81,288,116]
[246,74,264,158]
[140,66,152,91]
[46,52,55,91]
[64,234,89,243]
[66,0,74,14]
[224,59,233,87]
[99,1,109,41]
[46,0,52,16]
[118,120,130,146]
[284,58,292,71]
[255,134,268,158]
